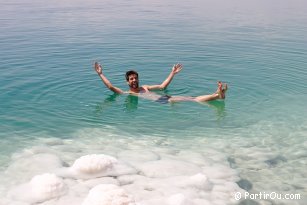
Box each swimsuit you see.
[155,95,171,104]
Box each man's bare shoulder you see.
[140,85,150,92]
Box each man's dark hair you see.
[125,70,139,81]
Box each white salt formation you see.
[3,128,285,205]
[64,154,137,179]
[82,184,136,205]
[72,154,117,174]
[137,159,202,178]
[117,150,160,167]
[185,173,212,190]
[167,194,193,205]
[30,173,67,202]
[8,173,67,203]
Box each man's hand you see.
[94,62,102,75]
[172,63,183,74]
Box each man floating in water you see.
[94,62,227,103]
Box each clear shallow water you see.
[0,0,307,204]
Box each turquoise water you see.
[1,0,307,204]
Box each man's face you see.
[127,74,139,89]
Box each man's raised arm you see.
[146,63,183,91]
[94,62,124,94]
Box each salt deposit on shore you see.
[0,125,306,205]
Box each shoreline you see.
[1,126,306,204]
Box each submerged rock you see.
[264,155,287,167]
[227,157,236,168]
[237,179,253,191]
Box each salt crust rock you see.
[176,151,209,166]
[138,159,202,178]
[82,184,136,205]
[72,154,118,174]
[117,175,148,186]
[137,195,191,205]
[81,177,119,188]
[120,173,212,203]
[8,173,67,204]
[185,173,212,190]
[202,165,239,181]
[117,150,160,165]
[109,162,137,177]
[30,173,67,201]
[167,194,194,205]
[57,154,136,179]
